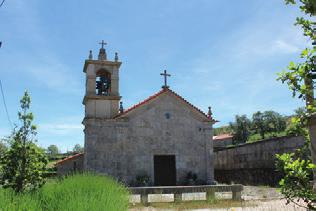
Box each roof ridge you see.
[114,88,168,118]
[167,89,209,118]
[55,153,84,165]
[116,88,215,122]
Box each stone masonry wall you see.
[214,136,305,185]
[84,92,214,185]
[57,154,84,176]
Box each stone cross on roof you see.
[99,40,107,49]
[98,40,107,60]
[160,70,171,89]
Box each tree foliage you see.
[227,111,287,143]
[285,107,308,136]
[0,91,47,192]
[251,111,287,139]
[0,140,7,157]
[275,0,316,209]
[277,110,314,209]
[265,111,287,133]
[47,145,59,157]
[278,0,316,115]
[73,144,84,153]
[252,111,266,139]
[229,115,251,144]
[276,151,316,210]
[213,125,233,136]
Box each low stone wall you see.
[214,136,305,186]
[129,184,243,205]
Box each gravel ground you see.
[129,186,308,211]
[131,200,306,211]
[242,186,283,200]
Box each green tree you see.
[73,144,84,153]
[0,140,7,177]
[278,2,316,114]
[213,125,234,136]
[229,115,251,144]
[294,107,307,118]
[276,0,316,209]
[0,91,47,192]
[286,107,309,136]
[263,111,287,134]
[47,144,59,157]
[252,111,267,139]
[276,151,316,209]
[0,140,7,157]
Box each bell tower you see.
[83,41,122,119]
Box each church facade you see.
[57,43,215,186]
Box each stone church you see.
[57,42,216,186]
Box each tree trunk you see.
[305,77,316,189]
[309,115,316,190]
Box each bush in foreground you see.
[0,173,129,211]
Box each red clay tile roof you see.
[116,88,166,118]
[213,134,233,141]
[55,153,84,165]
[115,87,215,122]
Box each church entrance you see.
[154,155,176,186]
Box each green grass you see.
[0,173,129,211]
[247,131,286,143]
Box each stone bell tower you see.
[83,41,122,119]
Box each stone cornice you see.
[82,117,129,125]
[83,59,122,72]
[82,95,121,104]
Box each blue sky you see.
[0,0,309,152]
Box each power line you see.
[0,79,13,129]
[0,0,5,48]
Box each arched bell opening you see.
[96,69,111,96]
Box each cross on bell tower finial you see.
[99,40,107,49]
[160,70,171,89]
[98,40,107,60]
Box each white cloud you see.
[40,123,83,131]
[272,40,300,54]
[27,59,82,94]
[37,123,83,135]
[37,116,84,136]
[1,0,81,95]
[33,116,84,152]
[173,19,306,126]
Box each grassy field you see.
[0,173,129,210]
[247,131,287,143]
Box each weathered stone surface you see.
[308,115,316,183]
[214,136,305,185]
[57,46,215,185]
[83,92,214,185]
[129,184,243,204]
[56,154,84,176]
